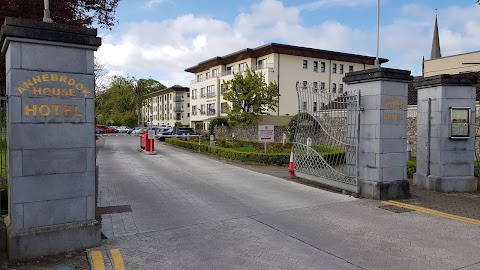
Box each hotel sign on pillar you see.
[15,72,93,122]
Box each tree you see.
[222,69,279,126]
[0,0,121,88]
[131,77,166,126]
[95,76,166,127]
[94,57,108,92]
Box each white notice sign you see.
[258,125,275,142]
[148,130,155,139]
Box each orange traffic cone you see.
[288,146,296,178]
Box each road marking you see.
[110,249,126,270]
[91,250,106,270]
[383,200,480,225]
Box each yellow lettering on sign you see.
[64,105,73,116]
[32,76,42,84]
[38,104,51,116]
[59,75,67,83]
[74,105,82,116]
[23,80,34,89]
[52,104,61,116]
[33,87,42,95]
[17,73,90,97]
[384,113,404,121]
[17,87,26,94]
[25,104,37,116]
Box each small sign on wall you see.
[258,125,274,142]
[450,107,470,139]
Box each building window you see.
[320,82,325,91]
[258,59,267,69]
[349,65,354,73]
[339,64,344,74]
[302,102,307,111]
[192,105,197,115]
[339,84,344,93]
[221,102,227,114]
[191,89,197,99]
[200,104,206,115]
[239,62,247,72]
[313,102,317,112]
[332,83,337,93]
[333,63,337,73]
[187,113,190,117]
[176,113,181,121]
[212,68,219,77]
[226,66,233,75]
[321,62,325,72]
[303,81,308,90]
[200,87,206,98]
[207,103,216,115]
[207,85,215,98]
[321,102,325,109]
[303,60,308,69]
[197,74,203,82]
[220,84,224,95]
[313,82,318,92]
[313,61,318,72]
[206,72,211,79]
[187,103,190,107]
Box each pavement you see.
[1,136,480,269]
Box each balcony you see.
[174,107,183,112]
[206,92,216,98]
[175,96,184,102]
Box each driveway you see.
[93,137,480,270]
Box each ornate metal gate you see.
[294,83,360,192]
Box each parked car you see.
[96,124,115,133]
[117,126,133,133]
[131,127,146,134]
[175,127,196,135]
[156,127,174,141]
[95,127,106,134]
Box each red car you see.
[96,124,116,133]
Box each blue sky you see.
[95,0,480,88]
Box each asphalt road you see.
[93,137,480,270]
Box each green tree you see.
[131,77,166,126]
[95,76,165,126]
[222,69,279,126]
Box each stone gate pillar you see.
[1,17,101,260]
[413,75,477,192]
[343,68,412,199]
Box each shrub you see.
[406,157,416,179]
[208,117,230,136]
[166,138,290,164]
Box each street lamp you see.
[43,0,53,23]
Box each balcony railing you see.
[175,97,184,102]
[174,108,183,112]
[206,92,216,98]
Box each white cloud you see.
[298,0,376,10]
[96,0,480,85]
[144,0,168,8]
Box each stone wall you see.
[215,126,288,142]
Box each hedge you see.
[166,138,290,164]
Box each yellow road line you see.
[91,250,106,270]
[110,249,126,270]
[383,200,480,225]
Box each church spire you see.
[430,13,441,60]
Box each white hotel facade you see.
[185,43,387,130]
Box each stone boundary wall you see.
[215,126,288,142]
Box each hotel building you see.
[185,43,388,130]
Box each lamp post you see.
[43,0,53,23]
[374,0,381,68]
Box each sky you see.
[94,0,480,88]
